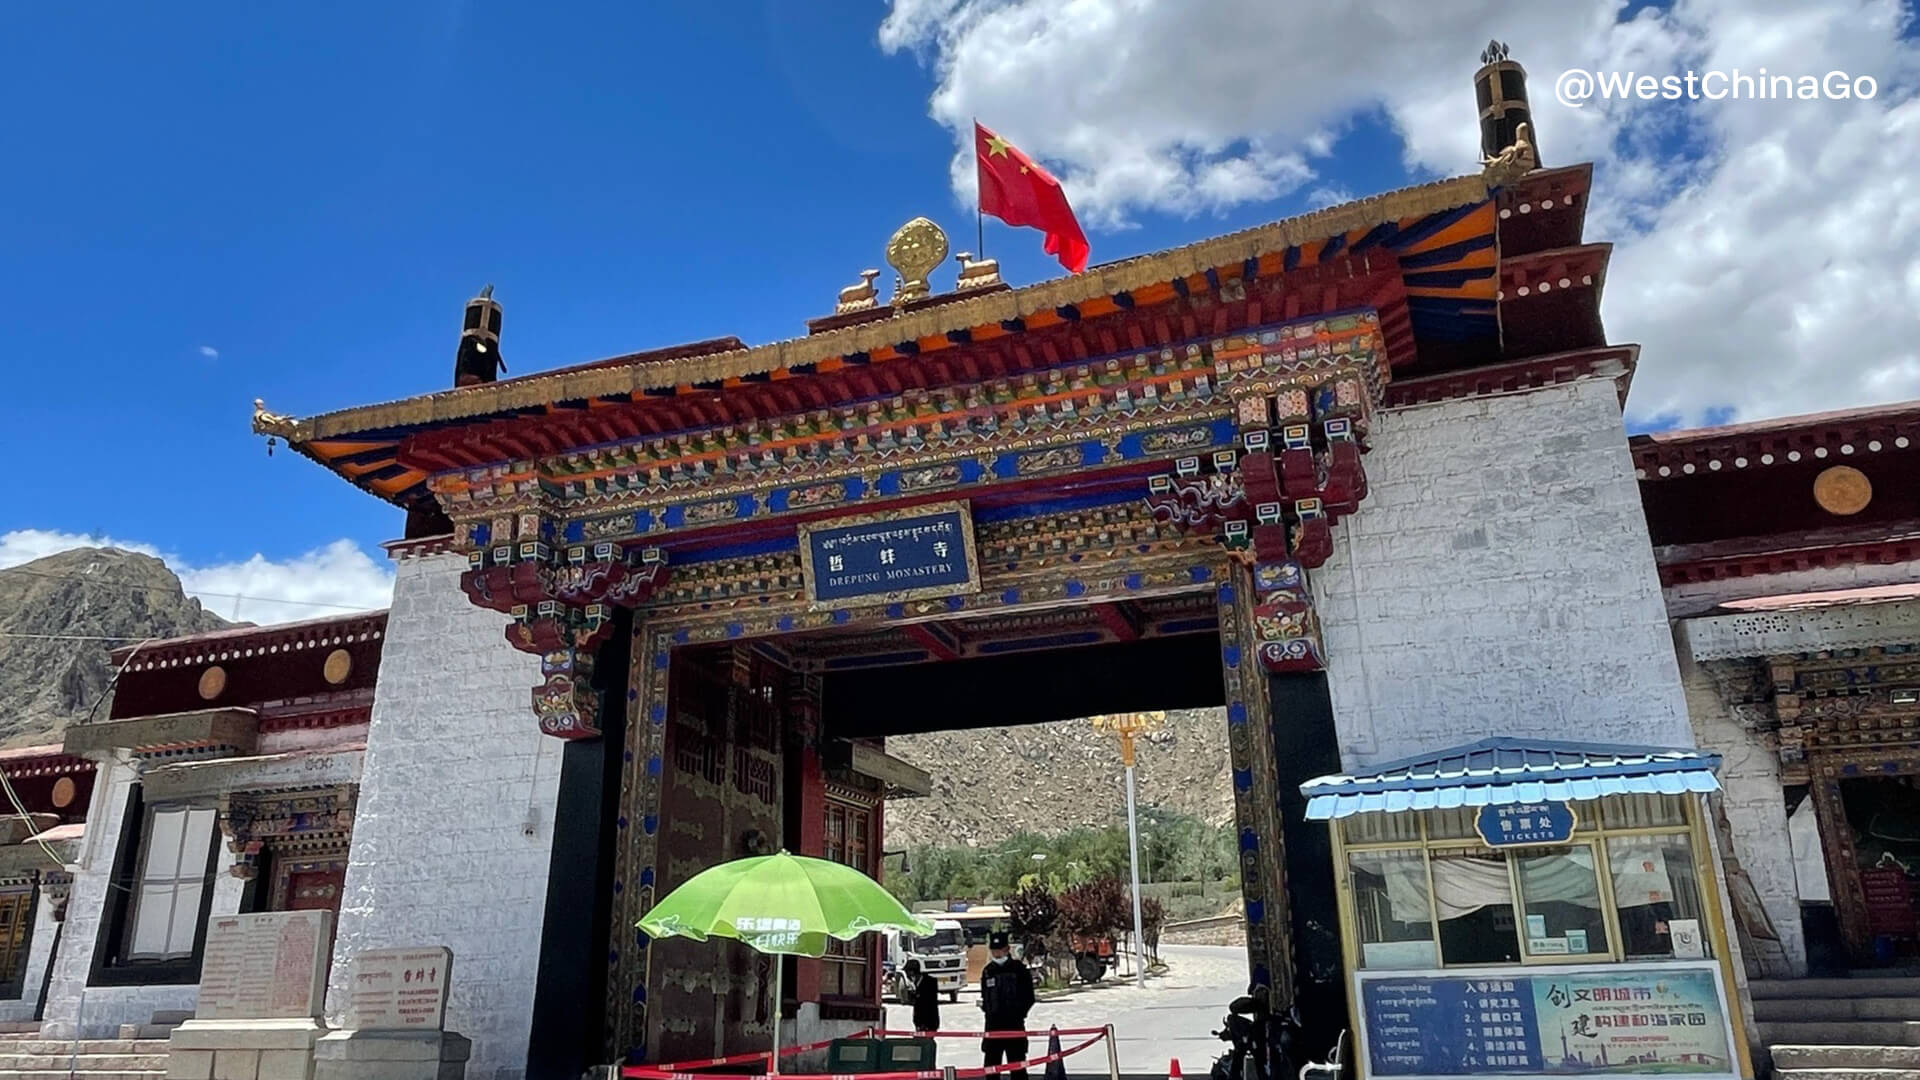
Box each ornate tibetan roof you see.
[253,171,1544,507]
[1301,736,1721,819]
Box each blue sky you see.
[4,1,1916,619]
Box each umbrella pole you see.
[770,957,783,1076]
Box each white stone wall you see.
[324,552,555,1080]
[1675,650,1804,974]
[39,755,246,1038]
[1316,378,1694,766]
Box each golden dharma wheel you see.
[1812,465,1872,516]
[884,216,950,296]
[323,648,353,685]
[197,665,227,701]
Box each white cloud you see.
[0,529,393,626]
[198,345,220,360]
[881,0,1920,427]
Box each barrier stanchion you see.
[622,1026,1113,1080]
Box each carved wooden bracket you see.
[460,536,670,740]
[1145,365,1374,673]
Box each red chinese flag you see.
[975,122,1090,274]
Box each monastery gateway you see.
[31,52,1920,1080]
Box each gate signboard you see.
[797,502,978,609]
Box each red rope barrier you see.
[620,1025,1110,1080]
[954,1030,1107,1079]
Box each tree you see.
[1006,881,1058,949]
[1140,896,1166,952]
[1057,877,1129,938]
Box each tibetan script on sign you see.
[345,946,453,1031]
[1476,801,1577,847]
[797,501,979,610]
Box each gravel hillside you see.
[881,708,1235,847]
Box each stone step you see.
[1775,1046,1920,1070]
[1754,979,1920,1000]
[115,1024,179,1040]
[1756,998,1920,1022]
[1762,1022,1920,1047]
[0,1068,165,1076]
[1773,1070,1920,1080]
[0,1042,169,1057]
[0,1053,170,1071]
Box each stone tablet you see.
[344,946,453,1031]
[197,910,332,1020]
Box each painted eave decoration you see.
[254,169,1547,510]
[1300,736,1722,819]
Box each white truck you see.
[883,919,966,1004]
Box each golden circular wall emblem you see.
[1813,465,1872,515]
[323,648,353,685]
[197,665,227,701]
[50,777,75,808]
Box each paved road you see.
[883,944,1248,1075]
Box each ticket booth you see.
[1302,738,1755,1080]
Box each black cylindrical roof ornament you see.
[454,284,505,387]
[1474,40,1535,163]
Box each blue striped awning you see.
[1302,737,1721,821]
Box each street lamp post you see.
[1090,710,1165,988]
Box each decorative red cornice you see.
[1658,533,1920,586]
[1382,345,1636,409]
[1632,403,1920,479]
[1495,164,1591,256]
[257,703,373,735]
[0,752,96,780]
[383,533,458,560]
[1497,243,1610,301]
[113,612,388,670]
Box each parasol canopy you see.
[639,851,934,955]
[637,852,935,1074]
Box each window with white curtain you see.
[127,806,217,961]
[1340,794,1714,969]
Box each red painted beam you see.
[1094,602,1141,642]
[901,622,961,661]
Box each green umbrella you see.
[638,852,935,1072]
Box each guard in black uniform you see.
[979,932,1037,1080]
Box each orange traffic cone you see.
[1169,1059,1184,1080]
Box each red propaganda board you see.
[1860,867,1917,937]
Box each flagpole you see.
[974,116,986,257]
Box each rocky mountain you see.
[0,548,228,747]
[881,708,1235,848]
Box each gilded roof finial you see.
[835,269,881,314]
[953,251,1002,292]
[885,217,949,306]
[1481,121,1538,187]
[252,398,306,456]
